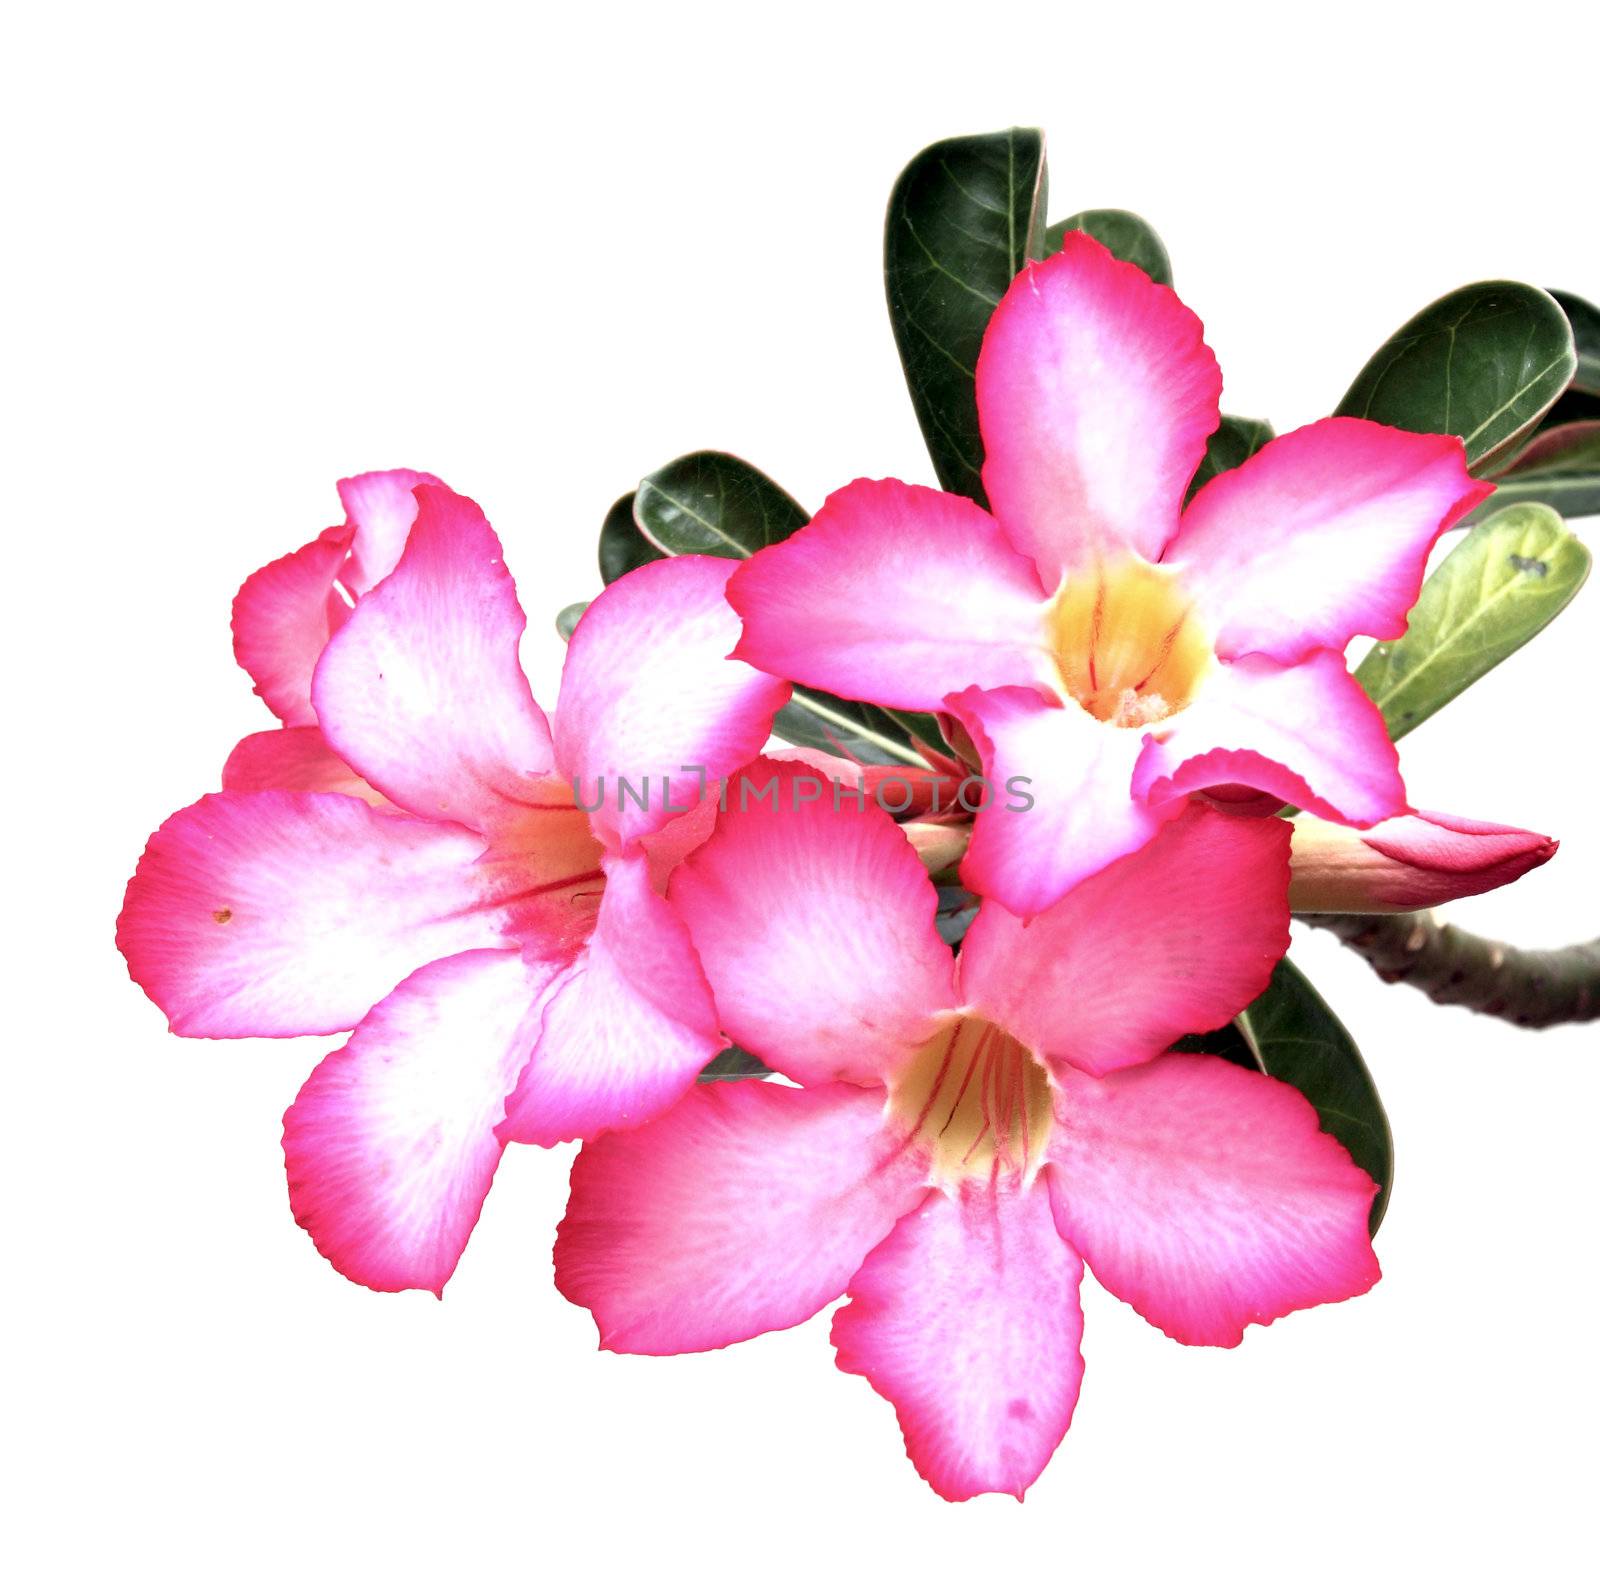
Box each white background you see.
[6,2,1596,1572]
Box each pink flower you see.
[555,764,1380,1501]
[728,235,1493,914]
[118,478,789,1293]
[1288,809,1557,912]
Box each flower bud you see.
[1288,810,1556,913]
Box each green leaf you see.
[555,600,588,641]
[1336,282,1576,472]
[697,1046,771,1083]
[1045,208,1172,286]
[626,450,942,765]
[884,127,1047,505]
[1355,502,1591,740]
[635,451,808,557]
[1238,961,1393,1234]
[1185,414,1274,502]
[598,490,662,585]
[772,688,930,768]
[1550,289,1600,396]
[1479,420,1600,520]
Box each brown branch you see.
[1301,913,1600,1029]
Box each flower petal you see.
[960,805,1290,1076]
[496,851,720,1147]
[726,479,1053,712]
[832,1178,1085,1502]
[1047,1054,1381,1347]
[1169,418,1493,663]
[554,555,790,851]
[283,948,548,1295]
[1133,651,1406,827]
[668,760,958,1087]
[1288,808,1557,913]
[231,525,352,725]
[222,725,391,807]
[336,467,441,595]
[555,1080,928,1354]
[117,790,513,1037]
[311,484,556,836]
[945,684,1172,914]
[976,232,1221,583]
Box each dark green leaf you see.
[1336,282,1576,472]
[628,450,941,764]
[1185,414,1274,503]
[1542,389,1600,428]
[884,127,1047,505]
[635,451,808,558]
[598,490,662,584]
[772,688,930,768]
[1550,289,1600,396]
[1478,420,1600,520]
[1045,208,1172,286]
[1355,502,1591,740]
[697,1046,771,1083]
[555,600,588,641]
[934,883,979,948]
[1235,960,1394,1233]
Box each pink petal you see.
[668,760,958,1086]
[726,479,1053,712]
[1133,650,1406,827]
[975,232,1221,583]
[554,556,790,851]
[117,790,515,1037]
[311,484,556,836]
[283,948,548,1294]
[555,1080,929,1354]
[832,1178,1085,1502]
[231,525,352,725]
[960,805,1290,1076]
[1047,1054,1381,1347]
[945,684,1173,914]
[1169,418,1493,663]
[336,467,441,596]
[496,851,721,1147]
[1290,808,1558,912]
[222,725,391,808]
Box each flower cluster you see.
[118,237,1556,1499]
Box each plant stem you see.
[1301,913,1600,1029]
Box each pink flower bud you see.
[1288,810,1556,913]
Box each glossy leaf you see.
[1045,208,1172,286]
[635,451,807,557]
[1551,289,1600,396]
[773,688,929,768]
[555,600,588,641]
[1355,502,1591,740]
[1479,420,1600,520]
[1178,961,1392,1232]
[1185,414,1274,503]
[697,1046,771,1083]
[625,450,940,765]
[884,126,1047,505]
[1336,282,1575,472]
[598,490,662,584]
[1245,961,1393,1232]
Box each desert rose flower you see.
[118,482,789,1293]
[555,764,1380,1501]
[728,235,1493,914]
[1288,810,1557,912]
